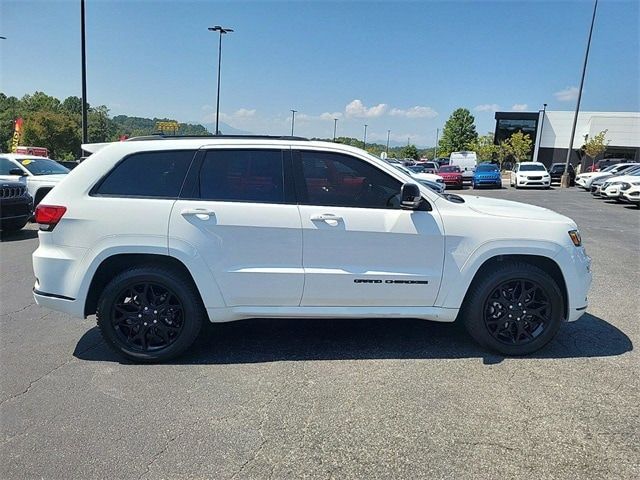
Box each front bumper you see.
[516,177,550,187]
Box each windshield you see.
[439,166,460,173]
[407,165,425,173]
[18,158,69,176]
[476,164,499,172]
[519,164,546,172]
[601,165,618,173]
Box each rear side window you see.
[198,149,284,203]
[94,150,195,197]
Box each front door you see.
[169,147,303,307]
[294,149,445,307]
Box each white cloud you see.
[234,108,256,118]
[389,106,438,118]
[474,104,500,112]
[201,104,214,111]
[320,112,343,120]
[554,86,579,102]
[345,99,388,118]
[511,103,529,111]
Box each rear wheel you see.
[461,262,564,355]
[97,265,205,363]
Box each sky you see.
[1,0,639,146]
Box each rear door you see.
[294,149,444,307]
[168,146,303,307]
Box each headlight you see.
[568,230,582,247]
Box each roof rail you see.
[125,134,309,142]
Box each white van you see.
[449,151,478,181]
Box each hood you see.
[474,170,500,177]
[439,171,461,178]
[28,174,68,182]
[460,195,574,223]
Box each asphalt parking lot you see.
[1,186,638,480]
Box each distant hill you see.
[199,122,253,136]
[112,115,211,137]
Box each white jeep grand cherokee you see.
[32,136,592,362]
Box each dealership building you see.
[494,110,640,167]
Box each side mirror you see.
[400,182,422,210]
[9,168,27,176]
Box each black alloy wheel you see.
[97,265,205,363]
[483,279,550,346]
[111,282,184,352]
[461,261,564,355]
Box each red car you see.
[437,165,463,188]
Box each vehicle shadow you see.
[0,228,38,242]
[74,313,632,365]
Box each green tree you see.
[21,91,62,113]
[583,130,609,170]
[61,96,83,116]
[401,144,419,160]
[468,133,498,162]
[503,131,533,163]
[22,111,81,159]
[439,108,478,153]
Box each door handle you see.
[181,208,215,218]
[310,213,343,223]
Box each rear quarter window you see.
[93,150,195,198]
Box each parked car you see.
[549,163,575,185]
[472,163,502,189]
[449,151,477,182]
[0,154,69,206]
[435,157,450,166]
[33,136,591,362]
[510,162,551,189]
[421,161,439,174]
[589,165,640,194]
[622,185,640,206]
[393,164,445,192]
[0,181,33,232]
[581,163,640,190]
[585,158,626,172]
[593,167,640,198]
[575,163,632,189]
[437,165,463,189]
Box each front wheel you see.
[460,262,564,355]
[97,265,205,363]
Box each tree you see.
[503,131,533,163]
[468,133,498,162]
[22,111,81,159]
[439,108,478,153]
[62,96,83,116]
[401,144,419,160]
[583,130,609,170]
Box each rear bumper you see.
[33,286,84,318]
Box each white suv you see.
[32,136,592,362]
[0,154,70,205]
[510,162,551,188]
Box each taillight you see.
[34,205,67,231]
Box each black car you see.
[549,163,575,185]
[0,182,33,232]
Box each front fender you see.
[435,238,564,309]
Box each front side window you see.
[0,158,20,175]
[94,150,195,197]
[298,151,402,209]
[198,149,284,203]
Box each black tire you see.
[97,265,205,363]
[461,261,564,355]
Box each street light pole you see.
[333,118,338,142]
[80,0,88,147]
[435,128,439,160]
[386,130,390,155]
[363,124,368,150]
[208,25,234,135]
[562,0,598,188]
[290,110,297,136]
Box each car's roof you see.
[518,161,545,165]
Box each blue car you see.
[472,163,502,189]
